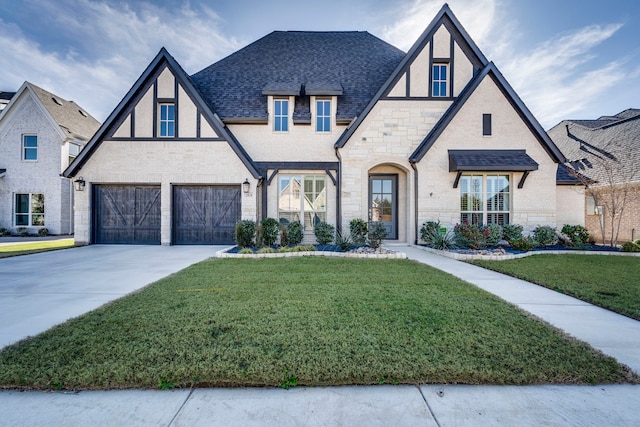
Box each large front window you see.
[15,193,45,226]
[278,175,326,230]
[22,134,38,161]
[274,99,289,132]
[460,174,510,225]
[159,103,175,137]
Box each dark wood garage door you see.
[94,185,161,244]
[173,185,241,245]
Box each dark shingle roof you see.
[548,109,640,185]
[0,92,15,101]
[448,150,539,172]
[191,31,405,121]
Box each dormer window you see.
[316,99,331,132]
[432,64,448,97]
[274,99,289,132]
[159,103,175,137]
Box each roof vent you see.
[52,97,63,106]
[78,109,88,117]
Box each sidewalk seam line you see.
[167,387,195,427]
[417,385,441,427]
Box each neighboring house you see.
[0,92,15,111]
[64,5,571,246]
[0,82,100,235]
[549,109,640,243]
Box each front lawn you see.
[473,254,640,320]
[0,239,75,258]
[0,258,635,390]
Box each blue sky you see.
[1,0,639,129]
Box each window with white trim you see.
[460,174,510,225]
[68,142,81,166]
[15,193,45,226]
[316,99,331,132]
[159,103,175,137]
[22,134,38,161]
[432,64,448,97]
[278,175,326,230]
[274,99,289,132]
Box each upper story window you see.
[274,99,289,132]
[316,100,331,132]
[22,134,38,161]
[159,103,175,137]
[483,114,492,136]
[68,142,81,166]
[432,64,448,97]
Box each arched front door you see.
[368,174,398,239]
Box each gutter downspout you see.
[410,161,419,245]
[334,147,342,234]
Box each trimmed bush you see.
[561,224,590,247]
[260,218,280,246]
[453,222,487,250]
[38,228,49,237]
[235,220,256,247]
[368,222,387,250]
[502,224,523,242]
[314,222,335,245]
[509,236,539,251]
[533,225,558,246]
[257,247,276,254]
[484,224,503,246]
[622,241,640,252]
[287,220,304,246]
[349,219,368,246]
[0,228,11,236]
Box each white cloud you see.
[0,0,243,121]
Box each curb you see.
[216,247,407,259]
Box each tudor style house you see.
[64,4,575,246]
[549,109,640,243]
[0,82,100,235]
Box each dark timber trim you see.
[453,171,462,189]
[518,171,530,189]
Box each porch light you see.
[242,179,250,193]
[74,176,86,191]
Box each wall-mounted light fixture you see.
[242,179,250,194]
[74,176,86,191]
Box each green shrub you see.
[314,222,335,245]
[484,224,503,246]
[279,224,289,248]
[420,221,441,245]
[260,217,280,246]
[453,222,487,249]
[287,220,304,246]
[533,225,558,246]
[428,229,455,251]
[234,220,256,247]
[502,224,523,242]
[38,228,49,237]
[509,236,539,251]
[335,230,353,251]
[257,247,276,254]
[293,245,315,252]
[368,222,387,250]
[0,228,10,236]
[238,248,254,255]
[621,241,640,252]
[349,219,368,246]
[561,224,590,247]
[17,227,28,237]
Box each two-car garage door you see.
[93,185,240,245]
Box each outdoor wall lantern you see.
[242,179,250,194]
[74,176,86,191]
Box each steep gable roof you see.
[64,48,260,179]
[0,82,99,141]
[549,109,640,185]
[191,31,405,122]
[410,62,566,163]
[335,3,488,148]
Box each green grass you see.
[0,258,635,390]
[0,239,75,258]
[473,254,640,320]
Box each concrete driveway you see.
[0,245,226,348]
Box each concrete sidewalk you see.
[1,244,639,426]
